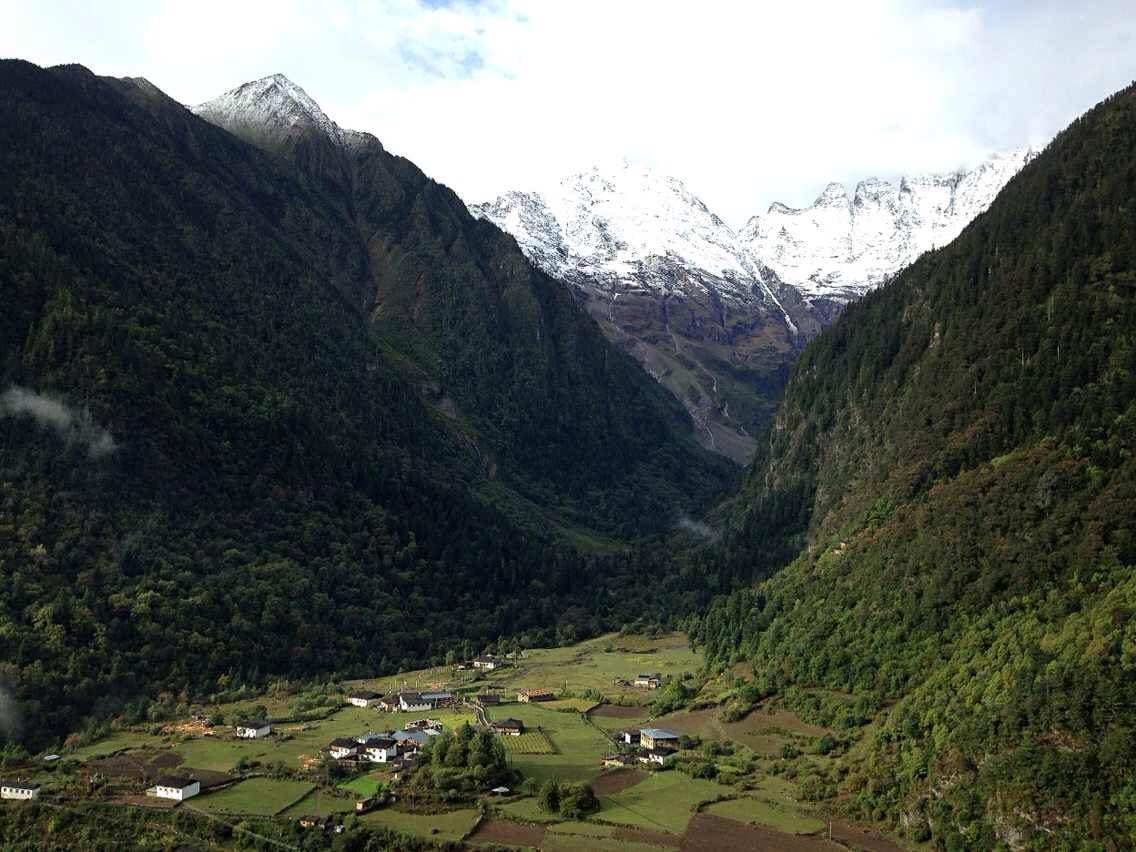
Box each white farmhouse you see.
[1,780,40,800]
[348,690,383,708]
[235,719,272,739]
[397,692,432,712]
[150,775,200,801]
[361,737,399,763]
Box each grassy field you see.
[704,796,826,835]
[359,806,480,842]
[500,732,556,755]
[653,704,831,755]
[473,633,700,702]
[279,790,357,818]
[596,770,729,834]
[485,703,611,785]
[543,698,596,712]
[190,777,314,816]
[67,731,166,760]
[339,772,386,797]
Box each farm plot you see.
[486,704,610,785]
[704,796,825,835]
[467,818,547,848]
[339,772,387,797]
[598,770,729,834]
[190,777,313,816]
[500,731,555,755]
[359,806,480,842]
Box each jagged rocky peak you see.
[192,73,374,150]
[814,182,851,208]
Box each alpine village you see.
[1,4,1135,851]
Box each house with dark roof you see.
[360,736,399,763]
[150,775,200,801]
[348,690,384,708]
[472,655,504,670]
[474,693,500,706]
[1,780,40,801]
[398,692,433,712]
[616,727,641,745]
[633,672,662,689]
[491,718,525,736]
[328,737,360,759]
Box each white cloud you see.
[2,0,1134,224]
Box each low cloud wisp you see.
[0,385,118,458]
[677,515,720,543]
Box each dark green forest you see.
[0,61,732,748]
[689,83,1136,846]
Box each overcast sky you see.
[4,0,1134,224]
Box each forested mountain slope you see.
[693,84,1136,845]
[0,60,729,746]
[192,74,735,530]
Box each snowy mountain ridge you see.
[740,147,1037,299]
[472,162,786,309]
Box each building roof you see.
[350,690,382,700]
[363,738,397,749]
[398,692,426,702]
[239,719,270,729]
[492,718,524,729]
[154,775,196,789]
[635,672,662,679]
[329,737,357,748]
[475,693,499,701]
[639,727,679,740]
[1,780,41,790]
[420,691,451,700]
[392,730,428,745]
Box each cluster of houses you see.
[603,726,681,767]
[347,690,455,712]
[613,672,664,689]
[325,720,445,773]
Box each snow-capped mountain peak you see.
[193,73,353,147]
[472,160,782,305]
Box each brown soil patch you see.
[613,825,682,848]
[90,749,184,780]
[467,818,546,847]
[182,768,232,790]
[593,768,648,796]
[829,819,905,852]
[589,704,646,719]
[680,813,838,852]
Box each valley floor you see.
[7,633,911,851]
